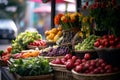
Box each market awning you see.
[57,4,76,12]
[30,0,75,3]
[34,5,51,13]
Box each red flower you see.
[85,2,89,6]
[95,0,99,2]
[82,5,87,10]
[54,13,64,25]
[112,0,116,6]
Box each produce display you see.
[51,53,119,74]
[28,39,47,49]
[11,31,42,54]
[94,34,120,48]
[51,53,92,70]
[73,59,119,74]
[0,46,12,62]
[9,57,53,76]
[45,26,62,42]
[12,50,40,59]
[0,3,120,80]
[40,45,71,57]
[75,35,99,51]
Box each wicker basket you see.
[27,45,46,50]
[72,69,120,80]
[72,50,98,59]
[49,62,74,80]
[13,73,53,80]
[95,47,120,67]
[43,56,64,62]
[46,41,56,47]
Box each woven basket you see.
[72,69,120,80]
[13,73,53,80]
[72,50,98,59]
[27,45,46,50]
[46,41,56,47]
[43,56,64,62]
[49,62,74,80]
[95,47,120,67]
[72,31,84,49]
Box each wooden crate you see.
[13,73,53,80]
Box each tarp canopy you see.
[30,0,75,3]
[34,5,51,13]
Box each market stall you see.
[0,0,120,80]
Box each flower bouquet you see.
[54,12,82,30]
[83,0,120,37]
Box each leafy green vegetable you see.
[75,35,99,50]
[9,56,52,76]
[11,31,42,54]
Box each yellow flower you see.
[65,13,71,17]
[81,26,87,31]
[77,13,83,17]
[79,31,83,38]
[90,17,94,23]
[61,16,68,23]
[70,14,76,22]
[82,17,88,23]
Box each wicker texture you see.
[49,62,74,80]
[95,47,120,67]
[72,69,120,80]
[13,73,53,80]
[44,56,64,62]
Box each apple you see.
[66,61,74,70]
[84,53,91,60]
[75,65,83,73]
[64,54,72,60]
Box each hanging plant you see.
[42,0,50,3]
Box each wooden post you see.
[76,0,81,12]
[51,0,56,28]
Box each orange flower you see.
[61,16,68,23]
[54,13,64,25]
[70,14,75,22]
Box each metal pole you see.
[76,0,81,12]
[51,0,56,28]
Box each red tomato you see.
[104,41,109,47]
[7,46,12,53]
[94,41,100,47]
[109,40,115,46]
[2,56,10,61]
[98,45,104,48]
[84,53,91,60]
[102,35,108,39]
[108,34,115,40]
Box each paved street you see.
[0,39,11,51]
